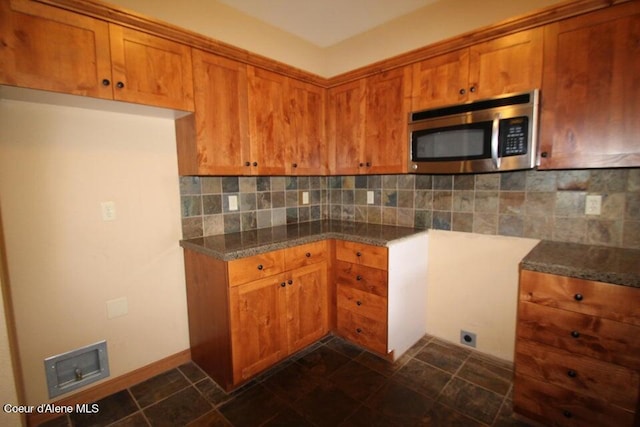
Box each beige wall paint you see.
[0,99,189,404]
[105,0,327,76]
[325,0,565,76]
[105,0,563,77]
[426,230,539,361]
[0,276,23,426]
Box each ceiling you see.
[217,0,439,47]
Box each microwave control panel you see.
[500,117,529,157]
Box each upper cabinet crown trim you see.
[34,0,627,87]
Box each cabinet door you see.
[177,50,249,175]
[247,67,287,175]
[411,49,469,110]
[327,79,367,175]
[365,67,412,174]
[229,274,287,382]
[109,25,194,111]
[286,263,328,353]
[286,79,327,175]
[468,28,543,101]
[0,0,112,99]
[539,2,640,169]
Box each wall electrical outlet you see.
[460,330,477,348]
[585,194,602,215]
[301,191,309,205]
[228,195,238,211]
[100,201,116,221]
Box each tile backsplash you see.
[180,168,640,249]
[180,176,327,239]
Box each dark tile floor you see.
[40,334,542,427]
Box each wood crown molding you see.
[33,0,625,87]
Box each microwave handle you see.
[491,113,501,169]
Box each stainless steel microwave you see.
[408,90,540,174]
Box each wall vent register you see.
[44,340,109,398]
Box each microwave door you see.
[412,122,492,162]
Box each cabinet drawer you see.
[228,250,285,286]
[515,339,639,411]
[284,240,327,271]
[335,240,387,270]
[517,302,640,370]
[337,307,387,355]
[337,283,387,320]
[335,260,387,297]
[514,373,635,427]
[520,270,640,326]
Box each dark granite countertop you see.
[521,240,640,287]
[180,220,428,261]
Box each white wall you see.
[426,230,539,361]
[0,99,189,404]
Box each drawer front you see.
[337,283,387,320]
[335,240,387,270]
[520,270,640,326]
[515,339,639,411]
[513,373,635,427]
[284,240,327,271]
[336,307,387,355]
[517,302,640,370]
[335,260,387,297]
[228,250,285,286]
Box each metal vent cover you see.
[44,340,109,398]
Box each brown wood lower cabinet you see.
[229,262,328,383]
[183,241,328,391]
[183,235,429,390]
[514,270,640,426]
[334,241,390,356]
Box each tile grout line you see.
[128,387,152,427]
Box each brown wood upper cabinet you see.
[176,50,326,176]
[328,67,411,175]
[286,79,327,175]
[411,28,543,111]
[538,1,640,169]
[176,51,250,175]
[0,0,194,111]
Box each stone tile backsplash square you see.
[180,168,640,249]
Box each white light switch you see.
[367,191,375,205]
[101,201,116,221]
[106,297,128,319]
[228,195,238,211]
[302,191,309,205]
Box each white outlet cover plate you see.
[100,201,116,221]
[228,195,238,211]
[585,194,602,215]
[367,191,374,204]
